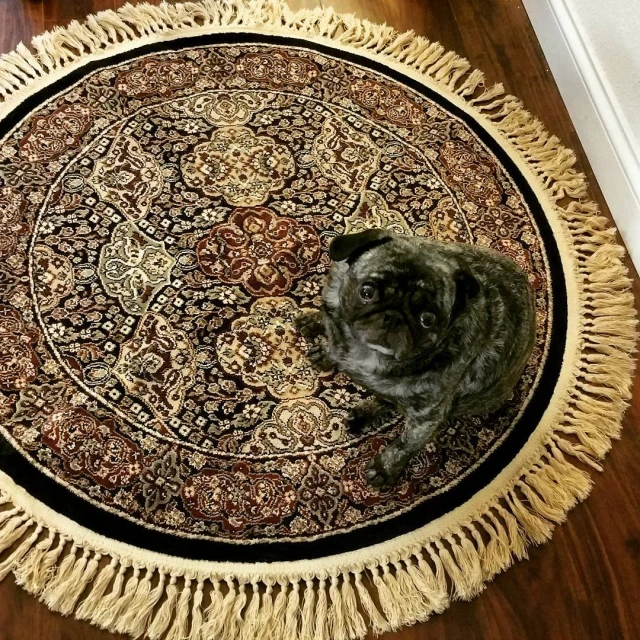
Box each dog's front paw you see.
[365,453,403,490]
[294,311,325,340]
[306,342,333,371]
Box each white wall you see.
[523,0,640,270]
[567,0,640,145]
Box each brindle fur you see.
[295,230,536,489]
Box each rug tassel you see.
[371,565,402,630]
[479,515,512,580]
[299,580,315,640]
[340,572,366,639]
[283,579,300,640]
[115,568,154,635]
[406,552,448,614]
[313,578,329,640]
[128,571,166,639]
[390,560,426,623]
[435,538,476,601]
[93,562,128,627]
[13,529,56,593]
[101,566,141,629]
[147,574,180,640]
[257,582,275,640]
[41,542,80,609]
[75,558,118,620]
[354,571,388,635]
[202,578,236,640]
[518,480,566,523]
[527,464,576,511]
[328,575,347,640]
[200,578,224,639]
[507,491,554,545]
[0,514,31,553]
[51,549,100,615]
[185,580,204,640]
[165,577,193,640]
[223,582,247,640]
[547,444,593,500]
[239,583,261,640]
[495,504,528,560]
[0,523,41,581]
[449,533,484,598]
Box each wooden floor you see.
[0,1,638,639]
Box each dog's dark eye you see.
[419,311,436,328]
[358,282,378,303]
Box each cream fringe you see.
[0,0,636,638]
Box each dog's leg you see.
[346,397,395,432]
[366,409,445,489]
[295,311,334,371]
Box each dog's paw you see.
[365,454,402,490]
[294,311,324,340]
[306,342,333,371]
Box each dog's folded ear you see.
[329,229,392,264]
[452,268,480,318]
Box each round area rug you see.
[0,1,636,638]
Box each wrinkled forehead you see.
[350,242,454,285]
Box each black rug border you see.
[0,32,568,564]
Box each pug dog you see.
[295,229,536,489]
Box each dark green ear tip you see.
[329,229,391,263]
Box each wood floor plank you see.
[0,1,638,639]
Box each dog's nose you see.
[383,311,404,329]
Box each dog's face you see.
[324,230,479,362]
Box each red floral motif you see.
[20,104,92,162]
[182,463,296,531]
[196,207,321,296]
[0,305,39,391]
[349,79,427,127]
[440,140,502,207]
[115,58,198,97]
[41,406,142,489]
[0,187,28,258]
[237,51,319,87]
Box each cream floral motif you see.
[113,312,196,420]
[0,305,39,391]
[243,398,346,454]
[170,91,272,126]
[429,196,467,241]
[89,135,164,221]
[313,116,381,192]
[98,222,176,315]
[181,126,295,205]
[0,186,27,258]
[345,190,413,235]
[32,245,74,312]
[217,297,322,400]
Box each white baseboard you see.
[522,0,640,271]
